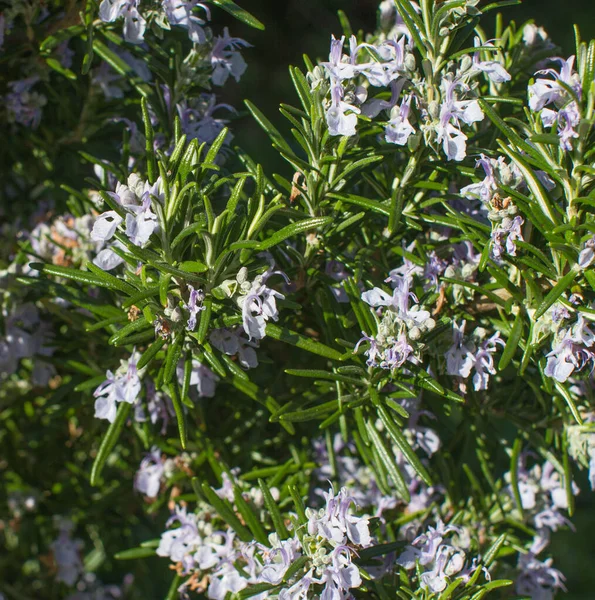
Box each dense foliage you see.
[2,0,595,598]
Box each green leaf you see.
[163,333,185,385]
[245,100,294,154]
[211,0,265,29]
[377,405,433,486]
[237,584,278,599]
[265,323,345,361]
[31,263,132,294]
[200,482,253,541]
[498,309,524,370]
[328,192,390,216]
[233,486,269,545]
[45,57,76,80]
[257,217,332,250]
[108,317,149,346]
[534,267,578,319]
[258,478,289,538]
[483,534,506,567]
[284,369,363,385]
[90,402,132,486]
[197,297,212,344]
[365,420,410,501]
[178,260,208,273]
[114,546,156,560]
[205,127,230,166]
[167,381,187,450]
[137,337,166,370]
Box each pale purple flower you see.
[326,84,360,137]
[99,0,146,44]
[177,359,219,398]
[177,94,235,144]
[307,487,372,547]
[362,275,430,325]
[423,251,446,291]
[460,154,497,203]
[491,215,524,259]
[545,316,595,382]
[257,536,301,585]
[156,506,202,567]
[207,552,248,600]
[94,353,142,423]
[5,77,47,128]
[385,94,415,145]
[578,235,595,269]
[321,35,358,82]
[240,271,287,341]
[91,211,123,243]
[446,321,474,379]
[211,27,250,86]
[163,0,210,44]
[51,521,84,586]
[56,41,74,69]
[354,332,382,368]
[471,37,511,84]
[210,328,258,368]
[528,55,581,112]
[516,550,566,599]
[471,331,504,390]
[93,62,124,99]
[436,78,484,161]
[184,285,205,331]
[134,446,164,498]
[397,520,460,569]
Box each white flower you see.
[326,84,360,137]
[93,352,142,423]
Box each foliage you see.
[2,0,595,599]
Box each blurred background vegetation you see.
[215,1,595,598]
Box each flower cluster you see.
[157,486,373,599]
[357,270,435,370]
[529,56,582,151]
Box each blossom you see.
[134,446,164,498]
[94,353,142,422]
[306,487,372,547]
[446,321,474,379]
[528,56,581,112]
[177,359,219,398]
[491,215,524,259]
[471,37,511,83]
[516,548,566,599]
[99,0,146,44]
[209,328,258,368]
[211,27,250,86]
[385,95,415,145]
[162,0,209,44]
[184,286,205,331]
[125,195,158,246]
[446,323,504,391]
[5,77,47,128]
[326,84,360,137]
[436,77,484,161]
[156,506,202,568]
[177,94,235,144]
[238,270,287,341]
[321,35,358,82]
[51,521,84,586]
[91,211,123,243]
[545,316,595,382]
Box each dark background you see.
[215,1,595,597]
